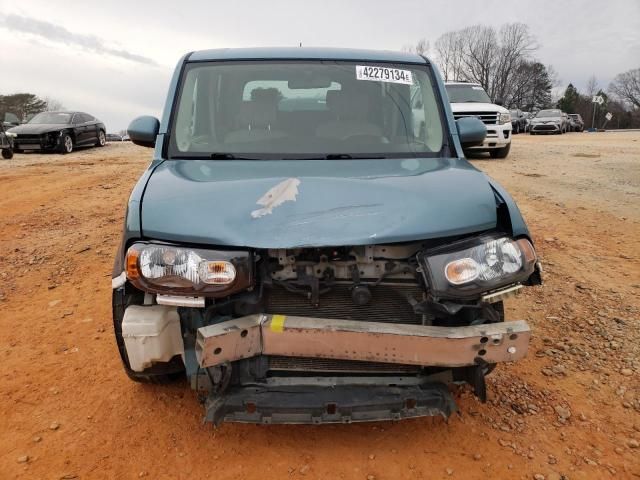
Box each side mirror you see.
[495,98,504,106]
[128,116,160,148]
[456,117,486,149]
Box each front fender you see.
[487,176,531,241]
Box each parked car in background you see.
[446,82,512,158]
[509,109,527,134]
[1,121,15,159]
[8,111,106,154]
[568,114,584,132]
[112,47,541,426]
[529,109,567,135]
[107,133,123,142]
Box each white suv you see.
[445,82,512,158]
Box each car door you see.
[71,113,89,145]
[83,114,100,143]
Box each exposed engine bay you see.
[267,244,421,308]
[114,235,539,424]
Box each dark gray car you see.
[111,47,542,425]
[9,111,106,154]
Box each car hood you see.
[531,117,561,122]
[450,102,509,114]
[140,157,498,248]
[9,123,68,135]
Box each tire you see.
[59,133,73,154]
[112,290,184,384]
[96,130,106,147]
[1,148,13,159]
[489,142,511,159]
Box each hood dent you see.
[140,158,498,249]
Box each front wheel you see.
[96,130,106,147]
[1,148,13,159]
[59,134,73,154]
[489,142,511,159]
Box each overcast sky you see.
[1,0,638,131]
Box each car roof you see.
[188,47,428,64]
[40,111,83,116]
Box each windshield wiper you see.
[323,154,387,160]
[209,153,258,160]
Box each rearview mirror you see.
[495,98,504,106]
[456,117,486,149]
[128,116,160,148]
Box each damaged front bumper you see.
[195,314,529,424]
[196,314,530,369]
[204,383,456,425]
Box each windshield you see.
[28,112,72,124]
[445,84,491,103]
[170,61,444,159]
[536,110,561,118]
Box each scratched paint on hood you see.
[251,178,301,219]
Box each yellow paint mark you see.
[270,314,286,333]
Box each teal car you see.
[112,48,542,425]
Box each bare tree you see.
[457,25,497,93]
[609,68,640,109]
[546,65,560,88]
[432,23,538,105]
[585,75,599,98]
[434,31,464,81]
[43,97,66,112]
[491,23,536,102]
[402,38,429,56]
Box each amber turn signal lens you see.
[445,258,480,285]
[125,248,140,281]
[199,261,236,285]
[516,238,537,264]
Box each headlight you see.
[125,243,253,297]
[5,132,17,138]
[418,236,536,300]
[499,113,511,124]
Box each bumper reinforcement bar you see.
[196,314,530,369]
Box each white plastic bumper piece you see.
[122,305,184,372]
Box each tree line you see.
[406,23,640,128]
[0,93,65,124]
